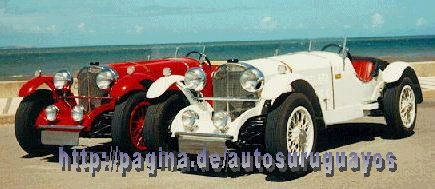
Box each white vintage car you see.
[144,40,423,159]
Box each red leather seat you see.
[351,60,375,82]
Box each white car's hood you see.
[243,51,338,78]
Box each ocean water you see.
[1,36,435,80]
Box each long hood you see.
[107,57,200,78]
[243,51,339,77]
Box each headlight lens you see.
[181,110,199,131]
[96,68,118,89]
[71,105,84,122]
[45,105,58,121]
[212,111,229,132]
[184,68,206,91]
[240,68,264,92]
[53,70,72,90]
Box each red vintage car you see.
[15,51,215,155]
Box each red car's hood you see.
[108,57,201,78]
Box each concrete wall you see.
[0,81,25,98]
[411,61,435,77]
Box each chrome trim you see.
[197,97,259,102]
[177,132,233,139]
[101,66,119,80]
[77,65,107,111]
[212,62,260,119]
[41,130,79,146]
[39,125,84,130]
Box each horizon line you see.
[1,34,434,50]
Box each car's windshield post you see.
[308,40,313,52]
[202,45,206,54]
[274,49,279,56]
[342,37,348,70]
[174,46,180,58]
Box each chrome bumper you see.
[39,125,84,130]
[178,133,232,155]
[40,125,83,146]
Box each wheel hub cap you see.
[286,106,314,154]
[399,85,416,128]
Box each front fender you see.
[381,61,423,104]
[110,73,155,100]
[19,76,55,97]
[146,75,184,99]
[260,73,303,100]
[381,61,411,83]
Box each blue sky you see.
[0,0,434,47]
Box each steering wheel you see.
[321,43,343,52]
[185,51,211,66]
[321,43,352,60]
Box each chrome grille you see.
[77,66,107,112]
[212,63,257,119]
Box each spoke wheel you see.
[112,91,149,152]
[129,101,149,151]
[265,93,318,176]
[399,85,416,128]
[286,106,315,164]
[383,77,418,137]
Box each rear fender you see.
[19,76,55,97]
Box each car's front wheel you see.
[383,77,417,137]
[112,92,150,152]
[143,93,188,151]
[265,93,317,175]
[15,89,54,156]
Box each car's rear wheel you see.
[112,92,149,152]
[265,93,317,176]
[143,93,188,151]
[383,77,417,137]
[15,89,54,156]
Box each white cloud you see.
[77,22,86,32]
[77,22,95,33]
[416,17,427,27]
[371,13,384,28]
[134,25,144,33]
[30,24,56,33]
[259,16,278,30]
[46,25,56,32]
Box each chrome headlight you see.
[45,105,58,121]
[184,68,206,91]
[53,70,72,90]
[71,105,84,122]
[240,67,264,92]
[96,68,118,90]
[181,110,199,131]
[212,111,229,132]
